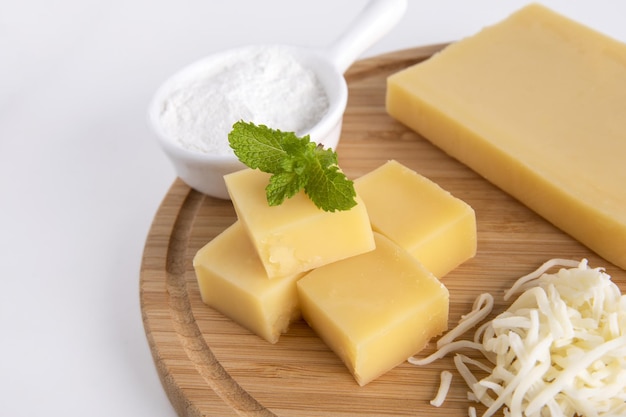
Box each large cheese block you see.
[354,160,476,277]
[297,232,449,386]
[224,168,375,278]
[386,4,626,269]
[193,221,304,344]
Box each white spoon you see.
[149,0,408,199]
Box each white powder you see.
[159,46,330,155]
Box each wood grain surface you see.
[140,44,626,417]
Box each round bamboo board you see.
[140,44,626,417]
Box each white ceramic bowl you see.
[148,0,407,200]
[148,45,346,200]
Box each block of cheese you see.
[386,4,626,269]
[297,232,449,386]
[193,221,304,344]
[224,168,375,278]
[354,160,476,277]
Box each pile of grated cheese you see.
[409,258,626,417]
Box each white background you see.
[2,1,625,416]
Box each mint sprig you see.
[228,121,357,212]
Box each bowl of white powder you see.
[148,44,345,199]
[148,0,407,199]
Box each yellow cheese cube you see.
[297,233,449,386]
[193,221,303,344]
[354,160,476,277]
[224,168,375,278]
[386,4,626,269]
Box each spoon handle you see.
[325,0,408,74]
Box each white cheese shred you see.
[430,370,453,407]
[408,340,485,366]
[409,258,626,417]
[436,293,494,349]
[503,258,582,301]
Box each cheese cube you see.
[354,160,476,277]
[224,168,375,278]
[193,221,303,344]
[297,233,449,386]
[386,4,626,269]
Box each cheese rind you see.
[192,221,303,344]
[354,160,476,277]
[224,168,375,278]
[297,233,449,386]
[386,4,626,269]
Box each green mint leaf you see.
[228,121,357,212]
[305,159,357,212]
[228,121,309,173]
[312,144,339,170]
[266,171,308,206]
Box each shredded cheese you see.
[431,370,453,407]
[436,293,494,349]
[409,259,626,417]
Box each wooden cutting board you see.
[140,44,626,417]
